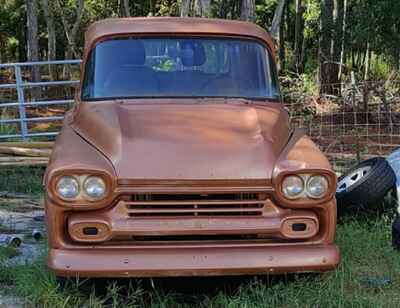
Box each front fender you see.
[44,117,116,188]
[273,129,332,176]
[272,129,337,208]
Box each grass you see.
[1,167,400,307]
[0,246,20,261]
[0,166,44,197]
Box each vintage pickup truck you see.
[44,17,340,277]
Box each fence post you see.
[351,71,361,163]
[14,65,29,140]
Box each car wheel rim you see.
[336,166,371,193]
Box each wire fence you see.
[283,77,400,172]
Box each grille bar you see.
[127,207,263,214]
[125,193,267,217]
[127,200,264,206]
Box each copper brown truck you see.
[44,17,340,278]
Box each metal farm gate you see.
[0,60,81,140]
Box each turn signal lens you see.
[307,176,329,198]
[83,176,106,200]
[56,176,80,199]
[282,175,304,199]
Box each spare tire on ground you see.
[336,157,396,213]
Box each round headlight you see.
[56,176,80,199]
[83,176,106,200]
[307,175,329,198]
[282,175,304,199]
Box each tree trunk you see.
[69,0,85,58]
[231,0,238,19]
[278,1,286,72]
[56,0,85,79]
[194,0,200,16]
[338,0,347,81]
[57,0,85,59]
[240,0,255,22]
[41,0,57,80]
[270,0,286,39]
[195,0,211,17]
[364,41,371,81]
[319,0,343,96]
[149,0,156,15]
[121,0,131,17]
[394,50,400,73]
[293,0,304,74]
[26,0,40,82]
[299,26,307,72]
[298,1,309,71]
[219,0,229,18]
[332,0,343,80]
[319,0,333,95]
[180,0,191,17]
[201,0,211,17]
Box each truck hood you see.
[70,99,290,181]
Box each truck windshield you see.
[82,37,280,100]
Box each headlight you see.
[282,175,304,199]
[56,176,80,199]
[83,176,106,200]
[306,175,329,198]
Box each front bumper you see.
[48,244,340,277]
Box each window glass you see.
[82,37,280,100]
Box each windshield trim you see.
[82,95,282,103]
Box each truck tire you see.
[336,157,395,211]
[392,216,400,249]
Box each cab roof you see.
[84,17,275,55]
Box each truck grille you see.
[124,193,267,217]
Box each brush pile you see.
[0,142,52,166]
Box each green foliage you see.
[255,0,278,30]
[303,0,320,40]
[0,0,25,61]
[370,55,393,80]
[155,0,180,16]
